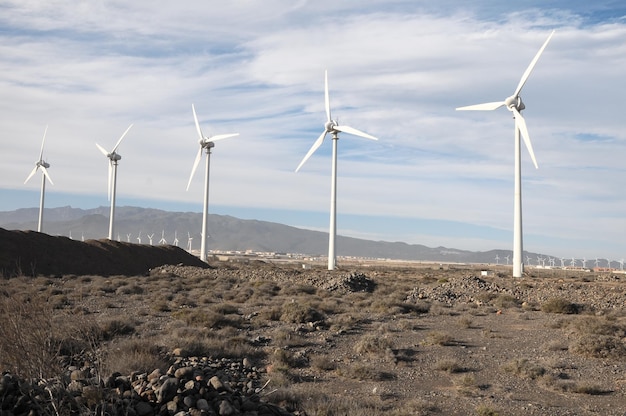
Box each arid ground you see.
[1,233,626,415]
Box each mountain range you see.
[0,205,544,264]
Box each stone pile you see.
[0,355,299,416]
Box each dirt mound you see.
[0,228,209,277]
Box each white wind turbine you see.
[24,125,54,233]
[159,230,167,245]
[457,31,555,278]
[173,231,179,247]
[186,104,238,262]
[126,233,131,243]
[136,232,142,244]
[147,233,154,246]
[96,124,133,240]
[296,70,379,271]
[187,232,193,252]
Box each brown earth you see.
[1,229,626,415]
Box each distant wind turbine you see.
[96,124,133,240]
[173,231,179,247]
[295,70,378,271]
[126,233,131,243]
[187,232,193,252]
[147,233,154,246]
[495,254,500,264]
[136,232,142,244]
[457,31,555,278]
[24,125,54,233]
[159,230,167,245]
[186,104,238,262]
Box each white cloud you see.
[1,0,625,259]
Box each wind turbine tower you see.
[295,70,379,270]
[96,124,133,240]
[186,104,238,262]
[159,230,167,245]
[147,233,154,246]
[24,126,54,233]
[173,231,179,247]
[456,31,555,278]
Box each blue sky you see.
[1,1,625,260]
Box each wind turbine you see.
[495,254,500,264]
[187,232,193,252]
[126,233,131,243]
[24,125,54,233]
[136,232,142,244]
[186,104,238,262]
[295,70,379,271]
[159,230,167,245]
[456,31,555,278]
[96,124,133,240]
[147,233,154,246]
[505,255,510,265]
[173,231,179,247]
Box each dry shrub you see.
[434,359,465,373]
[310,355,336,371]
[570,334,626,359]
[492,294,519,309]
[0,294,99,379]
[280,301,324,324]
[172,308,243,329]
[294,393,383,416]
[271,348,308,369]
[502,358,546,379]
[422,331,455,346]
[541,298,579,314]
[571,316,626,337]
[353,333,393,355]
[103,338,168,375]
[475,404,501,416]
[541,375,610,395]
[99,318,136,339]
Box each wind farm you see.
[2,2,625,269]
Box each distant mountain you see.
[0,206,544,264]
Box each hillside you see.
[0,228,209,277]
[0,206,546,264]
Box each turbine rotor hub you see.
[39,161,50,168]
[201,139,215,149]
[109,152,121,161]
[505,95,525,111]
[325,120,338,132]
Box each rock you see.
[135,401,154,416]
[196,398,210,411]
[208,376,224,391]
[156,378,179,404]
[174,366,194,380]
[218,399,236,416]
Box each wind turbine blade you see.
[210,133,239,142]
[40,166,54,185]
[24,166,38,184]
[513,30,555,97]
[335,125,378,140]
[295,130,327,172]
[107,161,113,200]
[112,124,133,153]
[324,70,331,122]
[186,146,203,191]
[456,102,505,111]
[512,107,538,169]
[192,104,204,140]
[39,125,48,161]
[96,143,109,157]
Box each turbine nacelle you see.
[505,95,525,112]
[325,120,339,133]
[38,160,50,169]
[200,139,216,149]
[108,152,122,162]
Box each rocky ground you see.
[1,229,626,415]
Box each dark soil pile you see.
[0,228,209,277]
